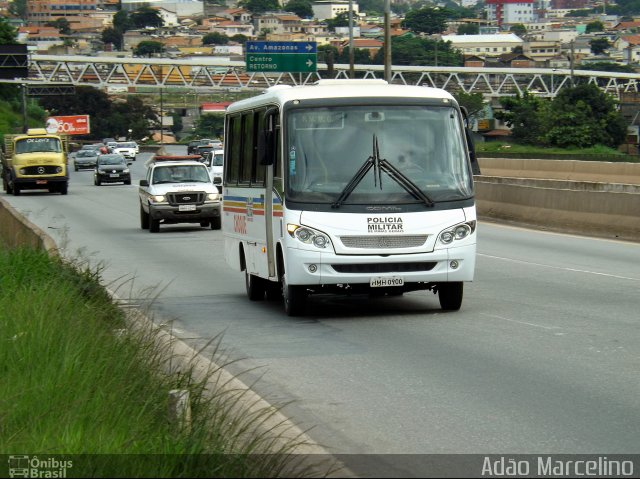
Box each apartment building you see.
[312,0,360,21]
[442,33,524,57]
[485,0,536,28]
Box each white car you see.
[112,142,137,161]
[203,149,224,188]
[138,156,222,233]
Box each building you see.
[26,0,100,26]
[254,13,303,36]
[312,0,359,21]
[485,0,535,28]
[442,33,524,57]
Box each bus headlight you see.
[439,221,476,245]
[287,224,331,249]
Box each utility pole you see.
[570,40,575,86]
[348,0,354,78]
[384,0,391,82]
[21,84,27,133]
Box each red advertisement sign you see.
[45,115,91,135]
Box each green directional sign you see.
[246,42,317,73]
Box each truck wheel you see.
[245,270,266,301]
[5,179,12,194]
[60,183,68,195]
[140,205,149,229]
[12,184,20,196]
[149,218,160,233]
[282,273,306,316]
[438,282,463,311]
[211,217,221,230]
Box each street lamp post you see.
[384,0,391,82]
[128,128,132,140]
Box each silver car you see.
[74,149,99,171]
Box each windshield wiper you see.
[332,135,434,208]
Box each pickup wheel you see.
[140,205,150,229]
[210,217,221,230]
[149,218,160,233]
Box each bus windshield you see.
[15,137,62,154]
[285,105,473,205]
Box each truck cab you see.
[2,128,69,195]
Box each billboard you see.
[46,115,91,135]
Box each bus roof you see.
[225,80,456,114]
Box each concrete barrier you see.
[0,197,58,254]
[479,158,640,185]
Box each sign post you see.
[246,41,317,73]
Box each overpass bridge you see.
[3,54,640,99]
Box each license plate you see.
[109,173,119,178]
[178,204,196,212]
[370,276,404,287]
[36,180,48,185]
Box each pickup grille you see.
[331,262,437,274]
[166,192,205,205]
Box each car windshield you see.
[77,151,95,157]
[211,154,223,166]
[285,104,473,205]
[153,165,210,183]
[115,143,131,148]
[15,137,62,154]
[99,156,125,165]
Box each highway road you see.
[4,147,640,477]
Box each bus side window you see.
[254,110,266,186]
[239,113,254,184]
[226,115,241,185]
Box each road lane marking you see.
[479,313,562,330]
[478,254,640,282]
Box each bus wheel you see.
[265,281,282,301]
[245,271,266,301]
[438,282,463,311]
[282,273,306,316]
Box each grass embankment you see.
[476,142,635,159]
[0,247,312,477]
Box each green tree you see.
[284,0,313,18]
[203,32,230,45]
[238,0,279,14]
[101,27,123,51]
[358,0,385,15]
[590,37,610,55]
[46,18,71,35]
[113,10,134,33]
[542,84,627,148]
[565,9,592,16]
[577,62,636,73]
[586,20,604,32]
[325,12,353,32]
[134,41,164,57]
[130,6,164,28]
[195,114,225,138]
[8,0,27,20]
[230,34,249,45]
[457,24,479,35]
[494,92,545,145]
[402,7,448,35]
[454,92,485,119]
[381,36,462,67]
[170,111,183,136]
[0,17,18,43]
[509,23,527,38]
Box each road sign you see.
[246,41,317,73]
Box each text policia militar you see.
[481,456,634,477]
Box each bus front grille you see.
[339,235,428,249]
[331,262,437,274]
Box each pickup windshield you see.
[153,165,210,184]
[285,104,473,205]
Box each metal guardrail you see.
[0,55,639,98]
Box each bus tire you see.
[282,273,306,316]
[265,281,282,301]
[438,282,463,311]
[245,270,266,301]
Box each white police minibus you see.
[222,79,477,316]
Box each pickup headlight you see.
[287,224,332,249]
[149,195,166,204]
[206,193,220,201]
[438,221,476,245]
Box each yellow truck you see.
[1,128,69,195]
